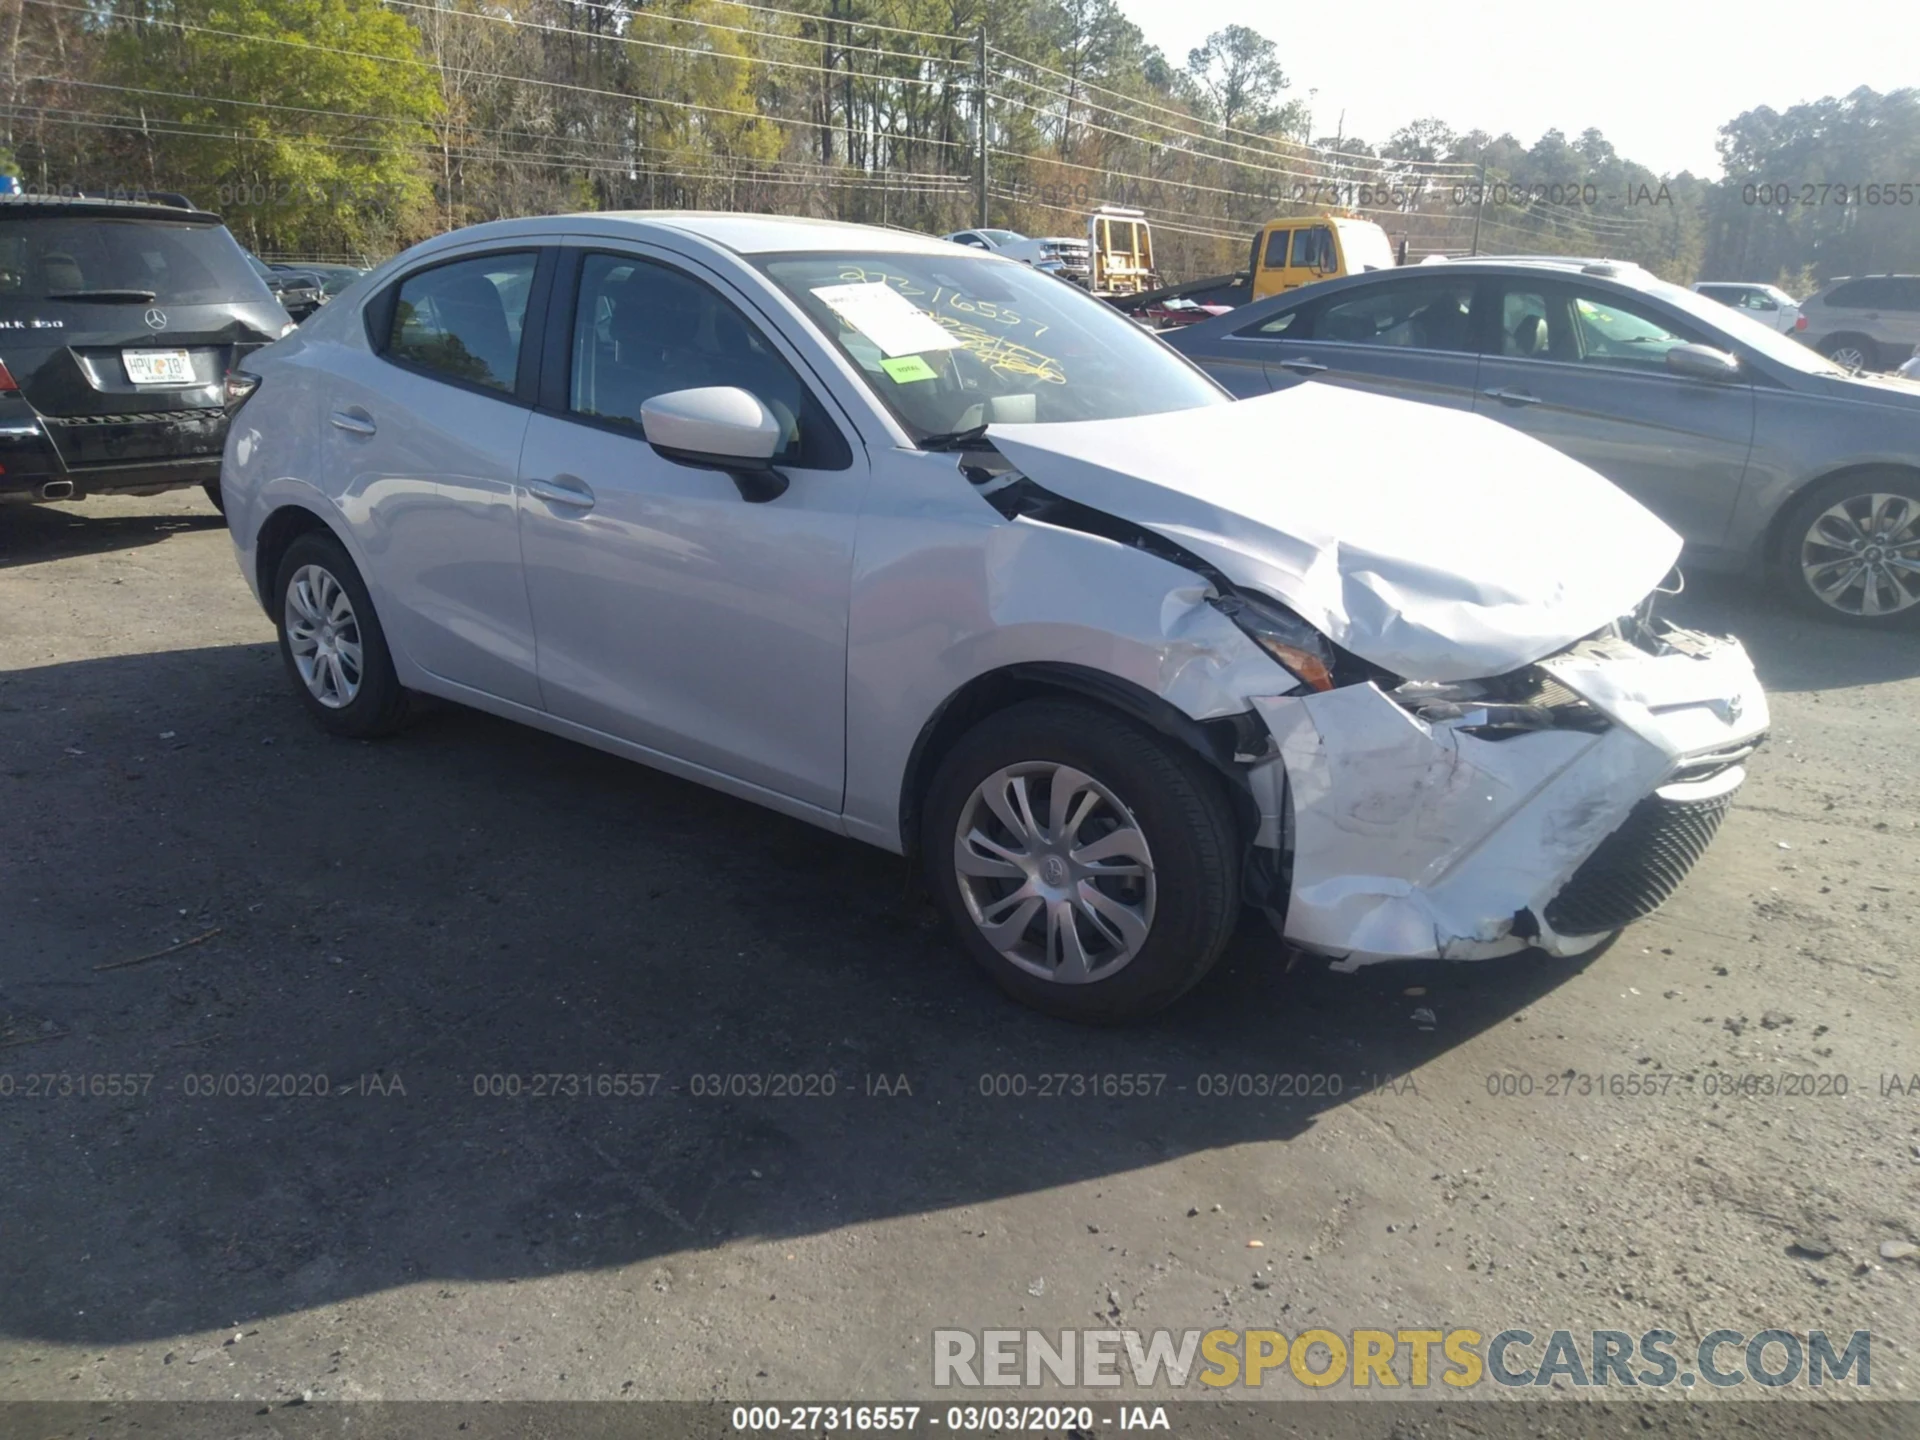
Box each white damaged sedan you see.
[219,214,1768,1022]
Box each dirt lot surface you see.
[1,492,1915,1434]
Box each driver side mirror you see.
[1665,342,1741,382]
[640,386,789,503]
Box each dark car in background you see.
[275,261,368,298]
[0,193,291,510]
[247,253,325,321]
[1166,257,1920,627]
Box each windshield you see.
[1338,222,1397,273]
[758,251,1225,439]
[1646,277,1843,375]
[0,216,271,305]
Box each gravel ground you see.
[0,491,1914,1433]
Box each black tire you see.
[921,699,1241,1023]
[272,530,411,737]
[1818,333,1880,372]
[1775,468,1920,628]
[203,479,225,514]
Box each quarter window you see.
[1262,229,1291,268]
[567,252,846,469]
[1824,278,1897,309]
[1313,280,1475,351]
[386,253,536,392]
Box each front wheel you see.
[921,700,1242,1023]
[1777,471,1920,626]
[272,531,411,736]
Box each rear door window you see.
[384,252,537,393]
[1262,230,1291,268]
[0,216,266,304]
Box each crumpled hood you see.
[988,384,1682,682]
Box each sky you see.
[1118,0,1920,177]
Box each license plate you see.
[123,349,193,385]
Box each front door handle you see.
[1482,387,1541,406]
[526,475,595,510]
[1276,357,1329,373]
[329,408,376,435]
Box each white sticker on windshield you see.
[810,281,963,358]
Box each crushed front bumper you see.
[1244,628,1769,965]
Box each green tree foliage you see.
[1706,87,1920,284]
[2,0,1912,286]
[101,0,440,253]
[1184,24,1295,135]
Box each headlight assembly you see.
[1211,590,1334,692]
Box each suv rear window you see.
[0,216,270,305]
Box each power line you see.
[992,66,1470,184]
[987,44,1477,176]
[19,77,970,183]
[392,0,962,89]
[1,103,976,196]
[21,0,971,147]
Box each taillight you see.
[0,359,17,392]
[1795,314,1808,331]
[224,370,261,408]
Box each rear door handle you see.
[526,475,595,510]
[1482,387,1541,406]
[1276,357,1328,374]
[329,408,376,435]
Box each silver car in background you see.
[1168,258,1920,626]
[218,215,1767,1022]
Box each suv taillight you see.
[1795,314,1808,331]
[0,359,16,392]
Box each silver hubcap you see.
[1799,492,1920,617]
[952,762,1156,985]
[284,564,364,707]
[1828,344,1868,370]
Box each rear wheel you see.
[1777,470,1920,627]
[921,700,1241,1023]
[272,531,411,736]
[1818,333,1879,372]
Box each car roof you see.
[593,211,965,256]
[394,210,974,261]
[0,193,222,224]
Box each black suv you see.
[0,193,292,509]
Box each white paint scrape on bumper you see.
[1244,631,1769,966]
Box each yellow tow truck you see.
[1246,213,1397,299]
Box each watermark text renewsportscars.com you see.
[933,1327,1870,1390]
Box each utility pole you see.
[975,30,989,229]
[1470,157,1488,256]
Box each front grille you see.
[1544,789,1735,935]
